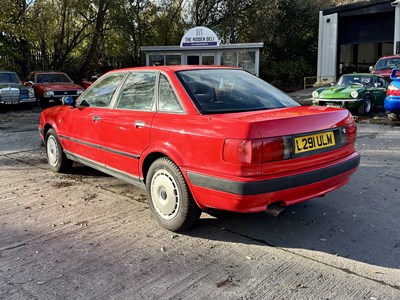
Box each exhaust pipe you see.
[265,204,286,217]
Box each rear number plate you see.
[295,131,335,154]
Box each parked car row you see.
[0,70,89,110]
[312,61,400,121]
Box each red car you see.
[370,55,400,81]
[26,71,84,106]
[39,66,360,231]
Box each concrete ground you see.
[0,107,399,299]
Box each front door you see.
[59,72,126,164]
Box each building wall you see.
[317,12,338,80]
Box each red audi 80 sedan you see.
[39,66,360,231]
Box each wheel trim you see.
[47,136,59,167]
[150,170,180,220]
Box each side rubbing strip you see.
[60,135,139,159]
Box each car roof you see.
[107,65,240,74]
[0,71,17,74]
[31,71,68,74]
[377,55,400,60]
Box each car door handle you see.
[135,120,145,128]
[92,116,101,122]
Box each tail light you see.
[387,85,400,96]
[344,122,357,145]
[223,137,291,165]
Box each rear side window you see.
[77,73,125,108]
[177,69,299,114]
[158,74,184,113]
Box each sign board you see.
[180,27,219,47]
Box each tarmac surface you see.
[0,106,399,299]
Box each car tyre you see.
[146,157,201,232]
[358,95,371,115]
[45,128,72,173]
[388,112,399,121]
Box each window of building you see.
[221,51,238,67]
[239,50,256,74]
[149,54,165,66]
[166,54,182,65]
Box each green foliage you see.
[0,0,343,88]
[263,58,314,92]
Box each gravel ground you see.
[0,107,399,299]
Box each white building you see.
[141,27,264,76]
[317,0,400,80]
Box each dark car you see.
[39,66,359,231]
[0,71,36,109]
[370,55,400,81]
[26,71,84,107]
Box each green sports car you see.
[311,73,388,115]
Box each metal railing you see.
[304,76,335,90]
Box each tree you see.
[0,0,35,76]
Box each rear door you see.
[100,71,158,178]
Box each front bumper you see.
[0,100,19,105]
[186,152,360,212]
[313,98,363,109]
[20,97,37,104]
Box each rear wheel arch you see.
[145,156,201,231]
[141,152,168,184]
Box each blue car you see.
[385,68,400,121]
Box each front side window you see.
[158,74,184,113]
[77,72,125,108]
[177,69,299,114]
[115,72,156,111]
[378,77,388,88]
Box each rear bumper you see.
[187,153,360,212]
[384,96,400,112]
